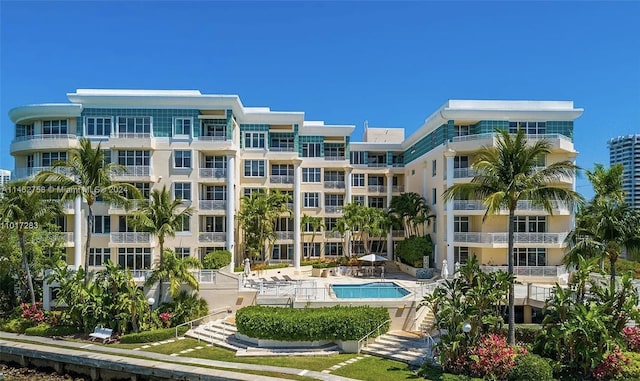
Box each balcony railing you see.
[114,166,150,177]
[199,168,227,178]
[367,162,388,168]
[325,156,346,161]
[324,231,342,239]
[480,265,568,277]
[13,133,78,143]
[199,200,226,210]
[368,185,386,193]
[198,134,227,141]
[270,175,294,184]
[269,146,295,152]
[392,186,404,193]
[324,181,345,189]
[453,168,478,179]
[392,230,405,238]
[449,199,570,212]
[110,232,151,244]
[450,132,572,144]
[114,133,152,139]
[453,232,568,245]
[198,232,226,243]
[325,206,344,214]
[13,166,72,180]
[276,231,294,240]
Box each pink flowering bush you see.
[468,334,526,380]
[623,326,640,352]
[20,302,45,324]
[159,312,172,328]
[592,347,629,381]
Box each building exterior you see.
[608,134,640,209]
[0,169,10,186]
[8,89,582,276]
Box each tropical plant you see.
[128,185,193,302]
[36,138,140,284]
[202,250,231,269]
[337,203,391,255]
[389,192,435,237]
[0,181,63,304]
[144,249,201,302]
[301,214,324,258]
[158,290,208,325]
[442,128,581,344]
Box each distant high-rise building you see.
[608,134,640,209]
[0,169,10,186]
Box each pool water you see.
[331,282,410,299]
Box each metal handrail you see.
[174,305,231,338]
[357,318,391,353]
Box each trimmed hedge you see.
[119,326,189,343]
[0,318,35,333]
[500,324,542,344]
[236,306,390,341]
[25,324,82,337]
[508,354,554,381]
[395,236,432,268]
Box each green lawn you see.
[332,357,421,381]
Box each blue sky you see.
[1,1,639,198]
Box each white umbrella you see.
[357,254,388,262]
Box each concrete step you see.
[374,337,431,350]
[360,347,426,366]
[185,331,246,351]
[236,344,340,357]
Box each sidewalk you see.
[0,331,359,381]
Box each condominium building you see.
[608,134,640,209]
[0,169,10,186]
[8,90,582,276]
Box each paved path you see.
[0,332,360,381]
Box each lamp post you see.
[462,321,472,335]
[147,297,155,327]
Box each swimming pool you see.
[331,282,411,299]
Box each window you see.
[244,132,265,148]
[117,117,151,136]
[177,215,190,233]
[271,164,294,177]
[174,150,192,168]
[92,216,110,234]
[432,160,437,177]
[515,248,546,266]
[244,160,265,177]
[174,182,192,201]
[454,125,470,137]
[302,168,321,183]
[43,120,68,135]
[26,154,35,168]
[352,173,365,187]
[200,119,226,139]
[454,217,469,232]
[174,118,192,136]
[509,122,546,135]
[203,185,226,201]
[350,151,366,165]
[128,182,151,198]
[86,117,111,136]
[118,216,136,232]
[204,155,226,169]
[302,143,322,157]
[454,156,469,169]
[324,144,345,159]
[272,244,293,260]
[514,216,546,233]
[325,194,344,208]
[303,243,321,258]
[201,216,226,232]
[276,218,294,232]
[368,176,384,186]
[352,195,365,205]
[118,248,151,270]
[352,241,365,254]
[324,217,337,232]
[304,192,320,208]
[368,197,385,209]
[89,248,111,266]
[175,247,191,259]
[454,247,469,264]
[42,152,67,167]
[368,154,386,166]
[324,171,345,182]
[325,242,343,256]
[117,150,150,166]
[243,188,265,197]
[432,188,437,205]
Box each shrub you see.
[21,302,45,324]
[0,317,35,333]
[119,326,189,343]
[605,258,640,280]
[468,334,525,380]
[620,351,640,380]
[500,324,541,344]
[395,236,432,267]
[202,250,231,269]
[508,353,554,381]
[236,306,390,341]
[300,260,339,268]
[25,324,81,337]
[158,291,208,325]
[624,326,640,352]
[592,348,629,381]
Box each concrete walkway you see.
[0,332,360,381]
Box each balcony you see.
[368,185,386,193]
[269,146,295,152]
[276,231,294,240]
[13,166,72,180]
[451,132,572,144]
[453,232,568,246]
[10,134,79,154]
[453,168,478,179]
[198,232,226,243]
[449,199,570,214]
[367,162,388,168]
[270,175,294,184]
[13,133,78,143]
[392,230,405,238]
[480,265,568,277]
[325,231,342,239]
[392,185,404,193]
[325,206,344,214]
[325,155,346,161]
[198,134,226,141]
[199,168,227,179]
[199,200,226,211]
[110,232,151,244]
[324,181,345,189]
[109,200,142,212]
[115,166,151,177]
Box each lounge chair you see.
[282,275,295,282]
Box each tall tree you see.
[144,249,201,301]
[442,128,581,345]
[0,182,63,304]
[36,138,140,284]
[300,214,324,259]
[129,185,193,304]
[586,163,625,204]
[389,192,434,237]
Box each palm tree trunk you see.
[507,208,516,345]
[610,255,617,294]
[84,206,94,285]
[157,237,164,305]
[19,231,36,305]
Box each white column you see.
[569,152,578,230]
[386,173,393,258]
[74,195,82,270]
[444,149,456,275]
[345,168,353,257]
[293,160,302,271]
[422,161,428,198]
[226,154,236,271]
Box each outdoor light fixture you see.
[462,321,472,334]
[148,297,155,308]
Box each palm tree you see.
[145,249,201,302]
[36,138,140,284]
[129,185,193,303]
[586,163,625,204]
[389,192,434,237]
[0,181,63,304]
[301,214,324,259]
[442,128,581,345]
